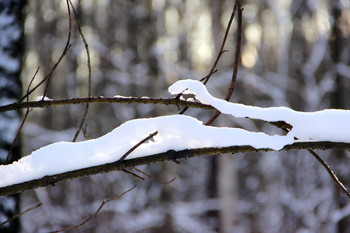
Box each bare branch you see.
[134,167,176,185]
[206,0,243,125]
[122,169,145,180]
[19,0,72,102]
[307,149,350,198]
[0,202,42,227]
[69,0,92,142]
[179,1,237,115]
[0,96,215,113]
[201,1,238,85]
[119,131,158,161]
[5,67,40,163]
[49,185,136,233]
[119,131,158,179]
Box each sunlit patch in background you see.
[242,45,258,69]
[242,23,261,69]
[189,12,213,69]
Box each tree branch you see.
[206,0,242,125]
[20,0,72,102]
[0,97,215,113]
[49,185,136,233]
[0,96,293,133]
[69,0,92,142]
[0,141,349,196]
[0,202,42,227]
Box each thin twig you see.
[134,167,176,184]
[282,128,350,198]
[202,1,238,85]
[119,131,158,161]
[0,202,42,227]
[69,0,92,142]
[42,0,72,98]
[27,67,41,94]
[122,169,145,180]
[206,0,242,126]
[119,131,158,180]
[179,1,237,115]
[200,69,218,83]
[224,1,242,102]
[275,122,350,199]
[5,110,30,164]
[19,0,72,102]
[49,185,136,233]
[308,149,350,198]
[119,132,177,183]
[5,67,40,163]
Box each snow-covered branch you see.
[169,79,350,142]
[1,79,350,196]
[0,141,349,196]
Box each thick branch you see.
[0,97,214,113]
[0,141,349,196]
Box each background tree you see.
[0,0,26,232]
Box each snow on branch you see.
[169,79,350,142]
[0,115,293,189]
[0,79,350,195]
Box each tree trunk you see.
[329,1,350,232]
[0,0,25,232]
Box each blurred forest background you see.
[13,0,350,232]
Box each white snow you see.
[0,115,292,187]
[113,95,131,98]
[1,79,350,188]
[35,96,52,101]
[169,79,350,142]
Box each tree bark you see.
[329,1,350,232]
[0,0,25,232]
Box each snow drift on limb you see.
[169,79,350,142]
[0,115,293,187]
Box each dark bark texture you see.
[0,0,25,232]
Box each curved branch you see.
[0,141,349,196]
[206,0,242,125]
[69,0,92,141]
[20,0,72,102]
